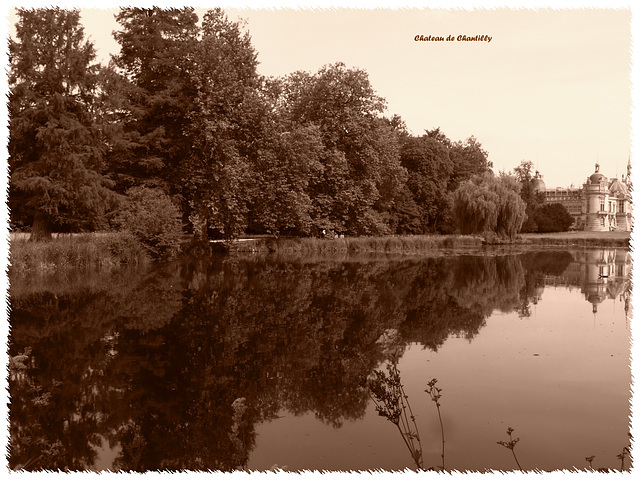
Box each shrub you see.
[534,203,574,233]
[115,187,184,259]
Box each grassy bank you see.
[215,234,485,254]
[515,231,631,249]
[215,230,631,255]
[8,232,150,273]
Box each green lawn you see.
[519,231,631,240]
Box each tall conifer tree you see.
[9,8,115,240]
[110,7,199,192]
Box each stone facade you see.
[532,162,632,232]
[583,163,632,232]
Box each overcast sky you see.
[5,1,636,189]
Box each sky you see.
[4,1,636,189]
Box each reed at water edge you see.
[221,234,485,254]
[8,232,150,273]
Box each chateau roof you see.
[589,163,606,184]
[608,177,628,195]
[531,170,546,191]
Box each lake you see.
[7,248,632,472]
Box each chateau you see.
[532,161,632,232]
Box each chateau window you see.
[619,201,625,213]
[600,199,605,212]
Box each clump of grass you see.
[585,455,595,469]
[8,232,149,273]
[586,433,632,472]
[616,433,632,470]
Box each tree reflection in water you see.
[7,249,625,471]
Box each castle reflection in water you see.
[541,249,632,314]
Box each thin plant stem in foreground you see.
[425,378,445,470]
[585,455,595,470]
[369,361,423,469]
[497,427,523,471]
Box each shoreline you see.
[214,231,631,254]
[7,231,631,273]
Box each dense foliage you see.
[513,160,574,233]
[114,187,184,259]
[453,172,526,240]
[8,9,117,240]
[9,7,520,245]
[534,203,574,232]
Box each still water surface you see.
[8,249,631,472]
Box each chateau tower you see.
[583,162,632,232]
[584,163,609,231]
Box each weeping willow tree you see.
[453,172,526,240]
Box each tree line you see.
[8,8,571,251]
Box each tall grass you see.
[8,232,149,273]
[224,234,485,255]
[225,232,629,255]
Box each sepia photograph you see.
[3,0,635,473]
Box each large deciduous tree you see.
[513,160,545,233]
[9,8,116,240]
[399,135,453,233]
[247,123,324,236]
[276,62,408,235]
[425,128,493,192]
[111,8,269,241]
[183,8,262,240]
[422,128,494,233]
